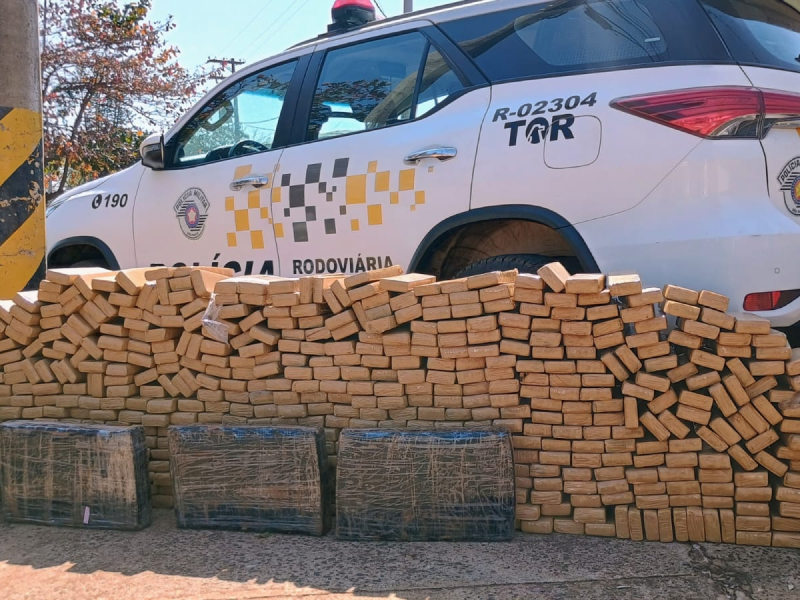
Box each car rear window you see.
[514,1,667,67]
[438,0,730,83]
[699,0,800,74]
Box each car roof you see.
[225,0,553,78]
[287,0,550,51]
[289,0,484,51]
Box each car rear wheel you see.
[453,254,579,278]
[68,259,109,269]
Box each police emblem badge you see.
[778,157,800,216]
[174,188,210,240]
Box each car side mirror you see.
[140,133,165,170]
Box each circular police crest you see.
[778,157,800,216]
[174,188,209,240]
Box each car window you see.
[415,47,464,118]
[514,1,666,66]
[438,0,729,83]
[173,60,297,166]
[307,32,464,142]
[700,0,800,75]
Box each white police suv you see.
[46,0,800,325]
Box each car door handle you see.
[403,147,457,165]
[229,175,270,191]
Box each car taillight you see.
[610,87,800,139]
[743,290,800,312]
[744,292,782,312]
[762,90,800,132]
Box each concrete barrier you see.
[0,0,46,297]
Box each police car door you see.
[133,52,309,275]
[272,22,489,277]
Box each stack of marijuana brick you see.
[0,261,799,546]
[0,265,238,506]
[510,264,800,547]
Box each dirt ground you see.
[0,510,798,599]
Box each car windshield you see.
[174,60,296,166]
[181,90,284,161]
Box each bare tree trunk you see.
[56,90,91,195]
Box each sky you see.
[149,0,457,76]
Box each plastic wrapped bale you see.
[336,428,515,541]
[169,425,330,535]
[0,421,151,530]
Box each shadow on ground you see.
[1,510,799,599]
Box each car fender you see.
[45,163,144,268]
[47,236,120,270]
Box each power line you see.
[373,0,388,17]
[218,0,278,57]
[251,0,312,59]
[248,0,303,57]
[282,0,315,29]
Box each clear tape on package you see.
[169,425,331,535]
[0,420,152,530]
[201,294,229,343]
[336,428,516,542]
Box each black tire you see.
[68,259,109,269]
[454,254,570,278]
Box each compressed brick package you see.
[336,428,515,541]
[169,425,330,535]
[0,421,151,529]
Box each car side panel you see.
[46,164,143,268]
[471,65,752,222]
[739,67,800,224]
[574,139,800,326]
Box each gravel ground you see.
[1,510,799,599]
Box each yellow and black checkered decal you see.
[226,157,429,246]
[225,163,276,250]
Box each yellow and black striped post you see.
[0,0,46,298]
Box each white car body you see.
[46,0,800,326]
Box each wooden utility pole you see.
[0,0,46,297]
[206,58,246,82]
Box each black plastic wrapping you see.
[0,420,151,530]
[336,428,515,541]
[169,425,330,535]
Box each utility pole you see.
[207,58,245,138]
[404,0,413,13]
[0,0,46,298]
[206,57,245,81]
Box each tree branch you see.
[57,90,92,195]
